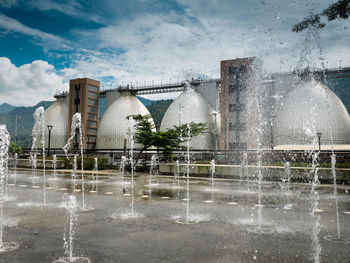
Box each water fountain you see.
[63,113,91,211]
[282,161,293,211]
[146,154,158,198]
[323,153,349,244]
[30,153,37,178]
[174,84,197,224]
[242,152,249,190]
[52,194,90,263]
[0,125,19,253]
[204,159,215,203]
[12,153,17,185]
[49,154,59,181]
[31,107,47,205]
[89,158,98,193]
[184,122,191,223]
[119,156,127,194]
[71,155,77,192]
[239,153,246,185]
[284,162,290,183]
[119,116,142,219]
[310,139,321,263]
[173,160,180,199]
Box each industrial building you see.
[43,57,350,159]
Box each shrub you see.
[63,156,109,170]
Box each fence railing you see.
[18,147,350,165]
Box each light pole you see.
[316,132,322,152]
[47,125,53,156]
[15,114,20,143]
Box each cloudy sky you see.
[0,0,348,105]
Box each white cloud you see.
[1,0,348,102]
[64,0,350,97]
[0,14,71,51]
[0,57,67,106]
[0,14,58,41]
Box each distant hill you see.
[137,96,153,106]
[146,99,174,130]
[327,78,350,115]
[0,103,16,114]
[0,100,55,147]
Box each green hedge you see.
[63,156,109,170]
[124,163,149,173]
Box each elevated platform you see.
[100,78,220,97]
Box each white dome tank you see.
[97,93,154,149]
[160,87,218,150]
[44,100,68,148]
[274,79,350,146]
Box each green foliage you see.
[63,156,109,170]
[146,99,174,130]
[8,142,22,155]
[124,163,149,173]
[128,114,207,162]
[293,0,350,32]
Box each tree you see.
[8,142,22,156]
[293,0,350,32]
[128,114,207,162]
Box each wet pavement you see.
[1,169,350,262]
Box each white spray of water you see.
[72,155,77,191]
[53,154,57,181]
[32,107,46,206]
[62,194,78,262]
[126,116,135,216]
[120,156,126,193]
[174,160,180,199]
[284,162,291,182]
[13,153,18,185]
[331,154,340,239]
[239,152,248,184]
[94,157,98,192]
[249,61,265,230]
[185,122,191,224]
[148,155,157,196]
[183,81,194,224]
[306,99,321,263]
[210,159,215,201]
[0,125,10,248]
[242,152,249,190]
[63,113,86,209]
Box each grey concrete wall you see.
[13,159,65,169]
[159,163,350,184]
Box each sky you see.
[0,0,349,106]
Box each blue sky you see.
[0,0,349,105]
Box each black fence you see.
[19,147,350,166]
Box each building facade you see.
[220,57,259,152]
[68,78,100,149]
